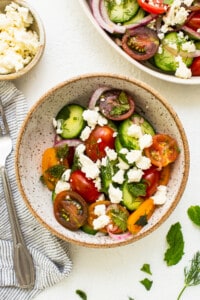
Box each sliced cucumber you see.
[122,181,143,211]
[115,135,128,162]
[118,113,155,149]
[105,0,139,23]
[154,32,193,72]
[81,224,97,235]
[56,104,85,139]
[124,7,145,25]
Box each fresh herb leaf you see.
[177,251,200,300]
[187,205,200,226]
[127,182,146,198]
[135,214,148,227]
[110,208,128,231]
[164,222,184,266]
[56,144,69,159]
[128,297,135,300]
[76,289,87,300]
[141,263,152,275]
[46,165,66,179]
[140,278,153,290]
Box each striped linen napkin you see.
[0,81,72,300]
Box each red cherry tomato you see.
[186,12,200,31]
[122,27,159,61]
[137,0,168,14]
[85,125,116,161]
[190,57,200,76]
[144,134,180,168]
[142,166,160,198]
[54,190,88,231]
[69,170,101,203]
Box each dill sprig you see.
[177,251,200,300]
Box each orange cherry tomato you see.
[159,165,171,186]
[144,134,180,168]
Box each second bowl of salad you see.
[79,0,200,84]
[15,73,189,247]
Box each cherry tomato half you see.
[186,12,200,31]
[144,134,180,168]
[137,0,168,14]
[190,57,200,76]
[54,190,88,231]
[87,200,111,233]
[99,89,135,121]
[142,166,160,198]
[85,125,116,161]
[69,170,101,203]
[122,27,159,61]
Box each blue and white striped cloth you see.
[0,81,72,300]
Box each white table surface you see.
[15,1,200,299]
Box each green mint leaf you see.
[140,263,152,275]
[135,215,148,227]
[110,208,128,231]
[140,278,153,291]
[164,222,184,266]
[76,289,87,300]
[127,182,146,198]
[128,297,135,300]
[187,205,200,226]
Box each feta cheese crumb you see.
[127,124,142,138]
[94,204,106,216]
[127,167,144,183]
[136,156,151,170]
[79,154,100,179]
[80,125,92,141]
[55,181,70,194]
[175,55,192,79]
[61,169,71,181]
[93,215,110,230]
[108,184,122,203]
[112,169,125,184]
[126,150,142,164]
[105,147,117,161]
[139,134,153,150]
[152,185,167,205]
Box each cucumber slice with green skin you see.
[122,181,143,211]
[105,0,139,23]
[81,224,98,235]
[118,113,155,150]
[115,136,128,162]
[124,7,145,25]
[154,32,193,72]
[56,104,86,139]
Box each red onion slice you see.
[88,85,112,109]
[107,228,133,241]
[54,138,82,148]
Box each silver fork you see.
[0,98,35,289]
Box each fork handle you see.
[1,166,35,289]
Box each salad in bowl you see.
[80,0,200,83]
[15,74,189,247]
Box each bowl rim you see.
[78,0,200,85]
[15,73,190,248]
[0,0,46,81]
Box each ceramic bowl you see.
[0,0,45,80]
[15,73,190,248]
[79,0,200,85]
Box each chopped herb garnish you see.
[135,214,148,227]
[127,182,146,198]
[177,251,200,300]
[140,278,153,291]
[140,263,152,275]
[187,205,200,226]
[110,208,128,231]
[46,164,66,179]
[164,222,184,266]
[76,289,87,300]
[56,144,69,159]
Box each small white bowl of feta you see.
[15,73,190,248]
[0,0,45,80]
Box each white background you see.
[15,1,200,299]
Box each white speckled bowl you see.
[0,0,45,80]
[15,73,190,248]
[79,0,200,85]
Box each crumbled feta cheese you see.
[61,169,71,181]
[116,157,129,170]
[182,41,196,53]
[175,55,192,79]
[136,156,151,170]
[127,124,142,138]
[108,184,122,204]
[93,215,110,230]
[82,109,107,128]
[119,148,129,155]
[126,150,142,164]
[55,181,70,194]
[54,119,63,134]
[105,147,117,161]
[0,2,40,74]
[80,125,92,141]
[152,185,167,205]
[112,169,125,184]
[79,154,100,179]
[94,204,106,216]
[139,134,153,150]
[94,176,101,190]
[75,143,86,156]
[127,167,144,183]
